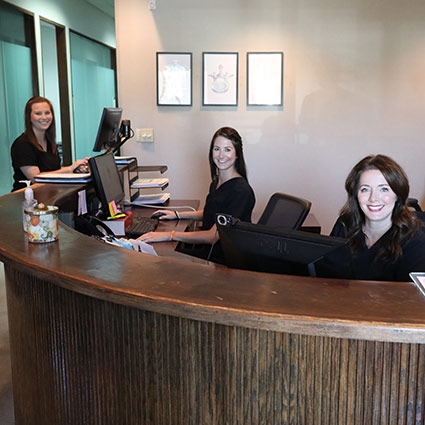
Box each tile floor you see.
[0,262,14,424]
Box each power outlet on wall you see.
[136,128,154,142]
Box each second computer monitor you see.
[93,107,123,153]
[216,214,352,278]
[89,153,125,216]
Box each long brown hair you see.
[339,154,419,263]
[208,127,248,181]
[24,96,58,154]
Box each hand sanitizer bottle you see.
[19,180,37,232]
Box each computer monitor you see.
[89,153,125,217]
[216,214,352,278]
[93,107,123,153]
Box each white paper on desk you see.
[410,272,425,297]
[137,241,158,256]
[114,156,137,164]
[78,190,88,215]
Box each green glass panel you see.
[0,41,32,195]
[70,32,116,160]
[70,32,112,68]
[41,21,62,152]
[72,59,115,159]
[0,5,26,44]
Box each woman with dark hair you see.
[11,96,88,191]
[330,154,425,281]
[138,127,255,259]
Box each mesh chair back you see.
[258,192,312,230]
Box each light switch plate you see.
[136,128,154,142]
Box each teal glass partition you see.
[0,4,33,195]
[41,21,62,157]
[70,33,116,160]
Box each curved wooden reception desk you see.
[0,184,424,425]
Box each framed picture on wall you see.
[247,52,283,106]
[156,52,192,106]
[202,52,238,106]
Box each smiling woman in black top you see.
[138,127,255,252]
[330,154,425,281]
[11,96,88,191]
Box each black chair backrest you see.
[408,198,423,212]
[415,211,425,224]
[257,192,312,230]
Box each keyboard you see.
[126,217,159,237]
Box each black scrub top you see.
[202,177,256,230]
[11,134,61,191]
[330,219,425,282]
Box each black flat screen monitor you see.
[89,153,125,216]
[216,214,353,278]
[93,107,123,153]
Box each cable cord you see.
[205,227,219,264]
[130,204,196,212]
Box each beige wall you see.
[115,0,425,233]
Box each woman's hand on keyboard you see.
[137,231,173,243]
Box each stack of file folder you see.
[130,178,169,189]
[34,173,92,183]
[132,193,170,205]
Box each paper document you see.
[78,190,88,215]
[137,241,158,256]
[125,239,158,255]
[36,172,91,179]
[132,193,170,205]
[410,272,425,297]
[96,236,157,256]
[35,172,91,183]
[114,156,137,164]
[131,178,168,188]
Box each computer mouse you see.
[151,211,167,219]
[73,164,90,174]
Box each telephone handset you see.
[74,214,115,237]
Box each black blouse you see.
[11,134,61,191]
[202,177,256,230]
[330,219,425,282]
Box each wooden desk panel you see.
[1,184,424,425]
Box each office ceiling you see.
[84,0,115,18]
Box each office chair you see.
[407,198,423,212]
[416,211,425,224]
[257,192,312,230]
